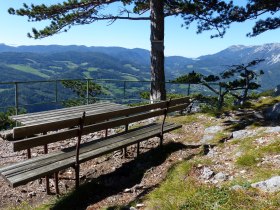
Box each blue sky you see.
[0,1,279,58]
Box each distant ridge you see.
[0,43,279,89]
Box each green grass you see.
[145,160,280,210]
[123,64,140,72]
[83,71,92,78]
[236,138,280,167]
[4,201,51,210]
[8,64,50,79]
[236,150,261,167]
[87,67,99,71]
[121,74,138,81]
[49,66,63,70]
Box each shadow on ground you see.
[50,142,198,210]
[223,107,280,132]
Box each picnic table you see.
[9,102,128,126]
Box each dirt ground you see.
[0,128,201,210]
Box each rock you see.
[230,185,244,191]
[200,126,224,143]
[240,170,247,174]
[232,130,256,139]
[264,126,280,133]
[136,203,145,208]
[251,176,280,192]
[204,126,224,134]
[200,167,215,180]
[235,151,242,157]
[274,85,280,96]
[264,103,280,120]
[200,135,214,144]
[130,207,137,210]
[28,191,36,197]
[214,172,228,181]
[124,188,132,193]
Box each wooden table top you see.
[9,102,127,126]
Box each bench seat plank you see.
[1,122,181,187]
[2,123,165,175]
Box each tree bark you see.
[150,0,166,102]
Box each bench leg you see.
[43,144,51,195]
[159,135,163,147]
[122,147,127,158]
[54,172,59,194]
[27,149,31,159]
[46,177,50,195]
[137,142,140,157]
[105,129,108,137]
[75,164,80,189]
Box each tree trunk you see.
[150,0,166,102]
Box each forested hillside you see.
[0,43,279,111]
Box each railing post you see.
[55,80,58,103]
[86,79,89,104]
[187,83,191,96]
[14,82,19,115]
[123,81,126,99]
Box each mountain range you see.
[0,43,279,89]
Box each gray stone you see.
[200,135,214,143]
[136,203,145,208]
[264,126,280,133]
[130,207,137,210]
[204,126,224,134]
[232,130,256,139]
[251,176,280,192]
[214,172,228,181]
[230,185,244,191]
[274,85,280,96]
[200,167,215,180]
[264,103,280,120]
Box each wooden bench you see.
[0,97,191,194]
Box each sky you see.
[0,1,279,58]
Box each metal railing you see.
[0,78,220,114]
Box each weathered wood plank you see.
[2,124,181,178]
[10,102,119,120]
[13,101,168,139]
[16,103,127,125]
[13,129,79,151]
[7,123,181,187]
[7,123,175,176]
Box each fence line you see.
[0,79,220,114]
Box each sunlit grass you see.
[8,64,50,79]
[145,160,280,210]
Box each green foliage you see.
[61,80,103,106]
[140,91,185,100]
[0,108,26,130]
[175,59,265,110]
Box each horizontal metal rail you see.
[0,78,220,114]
